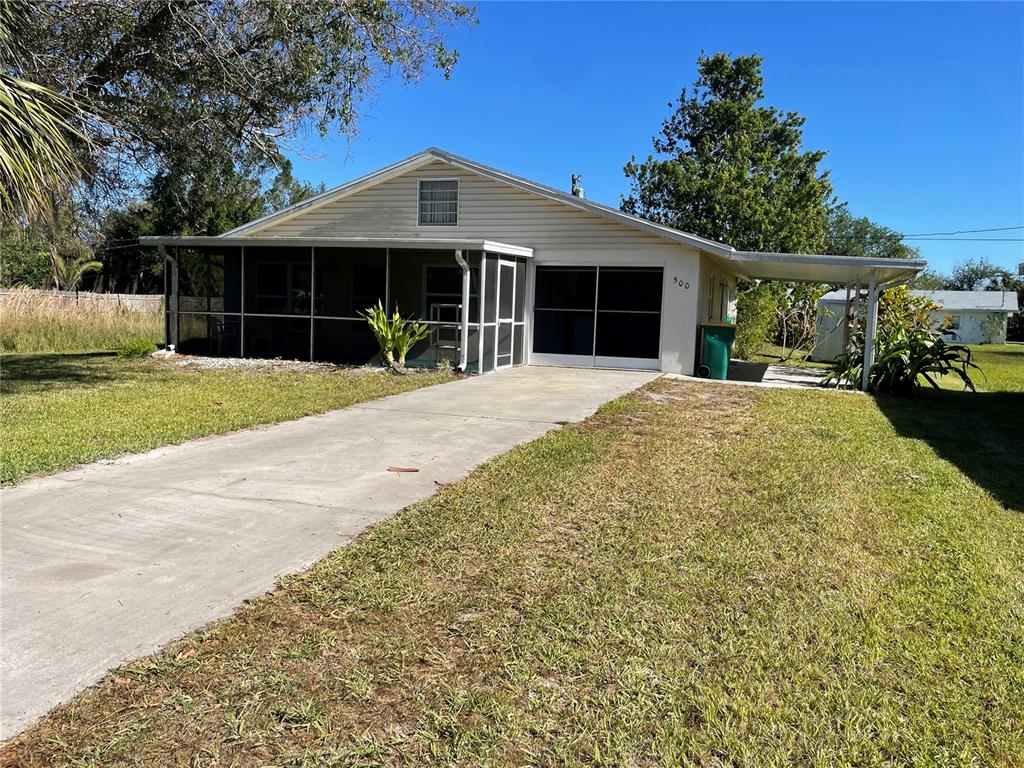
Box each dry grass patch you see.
[3,379,1022,766]
[0,288,163,353]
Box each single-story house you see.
[142,148,923,383]
[812,289,1019,360]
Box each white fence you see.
[0,288,163,312]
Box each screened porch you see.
[143,237,532,373]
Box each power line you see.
[903,237,1024,242]
[902,225,1024,237]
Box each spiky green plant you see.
[362,301,432,373]
[823,287,981,394]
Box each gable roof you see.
[821,289,1019,311]
[222,147,736,256]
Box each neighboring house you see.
[142,148,923,377]
[812,289,1019,361]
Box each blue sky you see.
[285,1,1024,276]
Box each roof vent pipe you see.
[571,174,584,198]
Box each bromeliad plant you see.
[362,301,432,374]
[823,287,981,394]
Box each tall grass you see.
[0,287,163,353]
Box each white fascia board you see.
[482,240,533,258]
[139,235,533,256]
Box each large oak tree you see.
[15,0,474,208]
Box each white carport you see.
[721,251,927,390]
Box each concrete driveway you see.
[0,366,656,740]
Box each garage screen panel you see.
[532,265,662,368]
[595,267,662,364]
[532,267,597,360]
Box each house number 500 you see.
[672,276,690,289]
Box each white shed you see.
[812,289,1019,361]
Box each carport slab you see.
[0,366,656,740]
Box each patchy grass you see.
[0,288,163,353]
[0,353,450,485]
[746,343,830,369]
[5,371,1021,765]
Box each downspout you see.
[454,249,470,372]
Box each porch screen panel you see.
[178,314,240,357]
[532,267,597,356]
[314,319,378,365]
[245,247,312,315]
[209,249,242,313]
[482,325,496,373]
[484,255,499,324]
[177,249,209,311]
[314,249,386,318]
[514,258,526,322]
[244,316,311,360]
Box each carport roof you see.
[138,235,534,259]
[727,251,927,286]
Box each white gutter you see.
[454,249,470,372]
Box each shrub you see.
[116,338,158,358]
[733,283,776,359]
[980,313,1005,344]
[823,287,981,394]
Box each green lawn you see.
[5,353,1022,765]
[959,343,1024,392]
[0,353,450,485]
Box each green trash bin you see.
[697,323,736,380]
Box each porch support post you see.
[159,244,178,350]
[861,272,879,391]
[454,249,470,372]
[840,283,852,354]
[309,246,315,361]
[240,246,246,357]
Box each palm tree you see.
[0,1,86,222]
[50,250,103,292]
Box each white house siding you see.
[933,310,1008,345]
[697,255,737,326]
[248,160,706,374]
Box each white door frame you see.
[495,258,517,370]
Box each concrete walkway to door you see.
[0,366,657,740]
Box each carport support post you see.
[861,273,879,391]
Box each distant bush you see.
[116,338,158,358]
[0,288,163,353]
[733,284,776,360]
